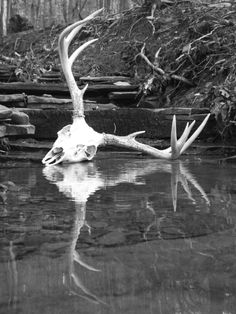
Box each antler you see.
[102,114,210,159]
[58,8,104,118]
[42,9,210,166]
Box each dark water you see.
[0,153,236,314]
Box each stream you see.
[0,152,236,314]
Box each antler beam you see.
[42,9,210,166]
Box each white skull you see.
[42,118,103,166]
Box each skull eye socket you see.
[85,145,97,159]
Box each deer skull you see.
[42,9,210,166]
[42,118,103,165]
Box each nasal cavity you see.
[52,147,63,154]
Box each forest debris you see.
[139,43,193,86]
[178,26,221,60]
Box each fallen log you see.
[109,91,138,107]
[0,83,139,99]
[0,93,26,103]
[37,77,62,83]
[109,91,138,100]
[4,124,35,136]
[79,76,131,84]
[27,95,72,104]
[152,107,210,115]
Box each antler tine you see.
[69,38,98,67]
[59,8,104,46]
[177,121,194,147]
[169,114,210,158]
[66,8,104,46]
[170,116,193,158]
[180,113,210,154]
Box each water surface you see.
[0,153,236,314]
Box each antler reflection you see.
[43,159,209,302]
[143,161,210,239]
[44,163,106,304]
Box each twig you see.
[0,55,15,62]
[176,26,221,61]
[139,43,165,75]
[129,17,144,37]
[139,44,193,85]
[171,74,194,86]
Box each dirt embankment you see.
[1,1,236,140]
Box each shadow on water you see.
[0,153,236,314]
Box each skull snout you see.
[42,146,65,165]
